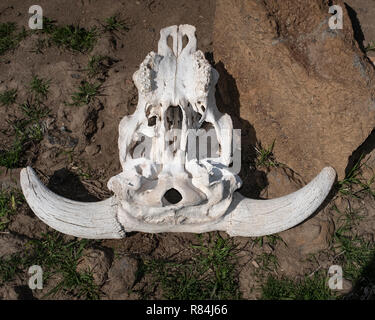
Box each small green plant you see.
[103,15,130,33]
[0,78,49,168]
[0,22,17,55]
[0,141,23,169]
[253,234,284,247]
[47,24,98,52]
[336,155,375,198]
[329,203,375,297]
[20,100,49,122]
[27,233,100,299]
[0,22,27,55]
[85,55,110,77]
[261,273,336,300]
[76,167,92,179]
[255,139,278,168]
[333,205,374,282]
[366,42,375,52]
[0,89,17,106]
[335,233,374,282]
[68,81,101,106]
[143,234,240,300]
[29,76,50,100]
[0,189,23,231]
[255,252,279,272]
[41,17,57,34]
[34,17,104,53]
[1,232,101,299]
[0,254,25,283]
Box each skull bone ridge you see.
[107,25,242,225]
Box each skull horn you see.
[20,167,125,239]
[224,167,336,237]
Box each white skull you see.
[19,25,336,238]
[107,25,241,226]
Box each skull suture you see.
[20,25,336,239]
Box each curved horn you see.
[225,167,336,237]
[20,167,125,239]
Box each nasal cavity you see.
[163,188,183,205]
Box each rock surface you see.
[214,0,375,181]
[345,0,375,49]
[0,234,26,258]
[76,248,112,286]
[279,215,334,255]
[8,213,50,239]
[260,166,304,198]
[0,168,22,190]
[101,255,139,300]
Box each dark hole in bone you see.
[196,112,202,122]
[165,105,183,130]
[148,116,157,126]
[201,121,214,131]
[167,35,173,52]
[163,188,183,204]
[182,35,189,50]
[201,105,206,112]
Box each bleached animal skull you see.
[20,25,336,239]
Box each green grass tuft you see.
[103,15,130,33]
[0,22,28,55]
[68,81,101,106]
[0,254,24,283]
[0,89,17,106]
[261,273,336,300]
[29,76,50,101]
[0,77,49,168]
[0,232,100,299]
[0,22,17,53]
[253,234,284,248]
[45,23,98,52]
[0,22,17,55]
[255,139,278,168]
[0,189,23,231]
[85,55,111,77]
[142,234,240,300]
[255,253,279,272]
[336,154,375,198]
[333,205,375,282]
[25,233,100,299]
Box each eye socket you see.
[148,116,157,127]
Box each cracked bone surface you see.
[20,25,336,239]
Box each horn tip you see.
[322,166,336,181]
